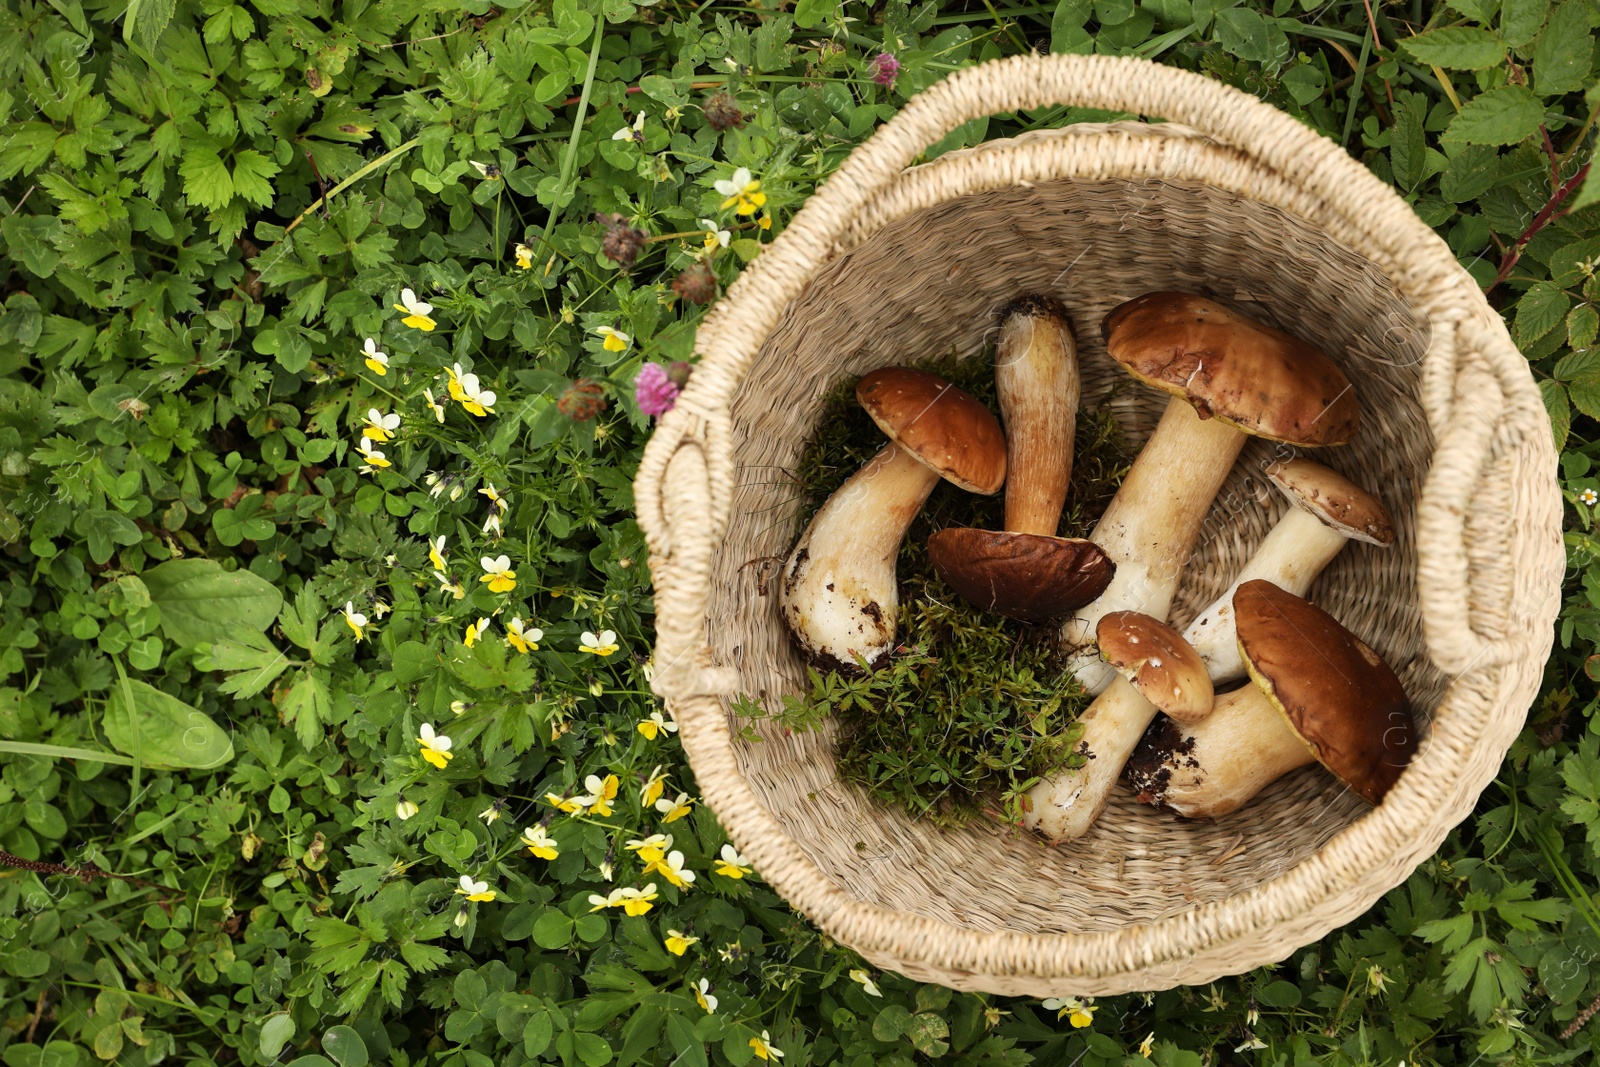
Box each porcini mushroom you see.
[1060,293,1361,693]
[1126,579,1416,818]
[1182,458,1394,684]
[1023,611,1213,842]
[780,367,1006,671]
[929,296,1114,621]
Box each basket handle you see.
[1417,312,1555,675]
[636,407,740,700]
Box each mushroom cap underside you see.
[928,528,1115,622]
[1266,458,1395,545]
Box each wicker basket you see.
[633,53,1564,995]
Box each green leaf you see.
[104,678,234,770]
[1540,378,1571,450]
[1534,1,1595,95]
[1213,8,1289,64]
[321,1027,367,1067]
[1398,27,1506,70]
[1514,281,1570,344]
[180,148,235,211]
[1443,86,1546,146]
[124,0,177,51]
[281,668,333,750]
[142,558,284,647]
[1548,236,1600,287]
[906,1013,950,1057]
[1439,144,1501,203]
[793,0,837,29]
[532,909,574,948]
[1499,0,1550,49]
[231,150,281,208]
[872,1004,912,1041]
[1257,980,1303,1007]
[1571,304,1599,350]
[198,628,291,699]
[74,509,143,564]
[258,1014,295,1060]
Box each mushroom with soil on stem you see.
[1022,611,1213,843]
[929,295,1115,621]
[1181,458,1394,684]
[1125,579,1416,819]
[1059,292,1362,694]
[779,367,1007,672]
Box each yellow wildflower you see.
[626,833,671,865]
[593,326,630,353]
[424,388,446,423]
[362,338,389,375]
[394,287,436,331]
[641,766,667,808]
[646,849,695,890]
[637,709,677,740]
[657,792,695,824]
[748,1030,783,1061]
[580,629,620,656]
[694,978,717,1014]
[417,723,453,769]
[395,797,418,820]
[464,618,490,647]
[434,571,465,599]
[428,535,447,572]
[363,408,400,442]
[454,875,496,902]
[614,884,658,916]
[341,601,370,642]
[506,616,542,654]
[849,969,882,997]
[583,773,619,818]
[715,167,767,216]
[712,843,752,879]
[355,439,390,470]
[1043,997,1095,1028]
[515,243,534,270]
[520,825,558,860]
[664,930,698,956]
[545,792,587,814]
[479,555,516,593]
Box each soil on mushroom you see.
[752,351,1134,826]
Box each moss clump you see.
[747,351,1133,826]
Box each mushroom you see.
[1022,611,1213,842]
[1182,458,1394,684]
[1126,579,1416,818]
[780,367,1007,672]
[1060,293,1362,693]
[929,296,1114,621]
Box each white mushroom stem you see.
[1181,507,1350,683]
[996,310,1078,536]
[1138,684,1311,819]
[1061,399,1245,692]
[780,442,938,669]
[1022,677,1157,842]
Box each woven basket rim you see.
[634,54,1563,993]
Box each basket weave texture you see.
[633,54,1565,995]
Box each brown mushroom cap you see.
[1100,293,1360,447]
[1267,458,1395,546]
[856,367,1007,494]
[928,528,1115,622]
[1096,611,1214,723]
[1234,579,1415,804]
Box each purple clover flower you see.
[635,362,681,418]
[870,52,900,89]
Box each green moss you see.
[747,350,1134,826]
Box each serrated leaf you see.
[281,667,332,749]
[1445,86,1546,146]
[1534,1,1595,95]
[1571,304,1600,350]
[231,149,280,207]
[1500,0,1551,48]
[180,148,234,211]
[1539,378,1571,449]
[1515,281,1570,344]
[1399,27,1506,70]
